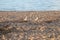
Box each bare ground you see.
[0,11,60,40]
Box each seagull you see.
[35,17,38,21]
[24,16,28,21]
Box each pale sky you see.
[0,0,60,11]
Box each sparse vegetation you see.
[0,11,60,40]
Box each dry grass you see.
[0,11,60,40]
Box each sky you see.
[0,0,60,11]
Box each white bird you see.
[24,16,28,21]
[35,17,38,21]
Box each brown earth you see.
[0,11,60,40]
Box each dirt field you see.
[0,11,60,40]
